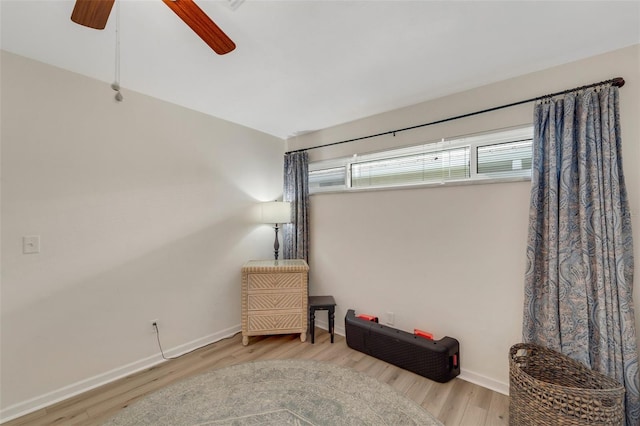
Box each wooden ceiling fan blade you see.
[162,0,236,55]
[70,0,115,30]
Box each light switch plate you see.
[23,235,41,254]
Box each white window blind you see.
[308,167,346,191]
[308,126,533,193]
[477,139,532,177]
[351,146,470,188]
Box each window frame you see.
[308,125,533,194]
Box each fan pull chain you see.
[111,0,123,102]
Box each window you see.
[308,166,346,192]
[308,126,533,193]
[351,146,470,188]
[476,139,532,178]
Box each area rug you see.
[102,359,442,425]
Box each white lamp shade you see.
[261,201,292,224]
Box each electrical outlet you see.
[386,312,395,326]
[150,319,159,332]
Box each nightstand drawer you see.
[248,273,303,291]
[248,292,302,311]
[248,312,302,332]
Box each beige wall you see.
[2,44,638,419]
[0,51,285,420]
[288,44,640,393]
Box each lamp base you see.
[273,224,280,260]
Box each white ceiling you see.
[2,1,639,139]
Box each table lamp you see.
[261,201,292,260]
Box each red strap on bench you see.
[414,329,434,340]
[357,314,378,322]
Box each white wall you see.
[288,44,640,393]
[0,51,285,420]
[2,45,638,420]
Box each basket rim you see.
[509,343,625,393]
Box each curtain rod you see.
[286,76,625,155]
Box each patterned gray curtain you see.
[283,151,309,262]
[523,85,638,425]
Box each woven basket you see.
[509,343,625,425]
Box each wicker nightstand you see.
[241,259,309,346]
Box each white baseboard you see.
[0,325,241,424]
[313,318,345,336]
[458,370,509,395]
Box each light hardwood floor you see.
[5,330,509,426]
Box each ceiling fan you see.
[70,0,236,55]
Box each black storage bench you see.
[345,309,460,383]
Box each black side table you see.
[308,295,336,344]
